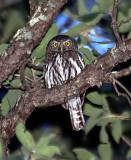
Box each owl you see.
[43,35,85,131]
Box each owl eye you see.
[53,42,58,47]
[65,41,70,46]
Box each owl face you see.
[46,35,78,53]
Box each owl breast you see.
[44,53,85,88]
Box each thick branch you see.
[0,0,67,84]
[1,40,131,148]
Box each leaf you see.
[73,148,98,160]
[0,139,4,160]
[35,134,56,149]
[79,47,95,63]
[62,8,78,19]
[82,54,90,65]
[77,0,88,16]
[7,89,22,109]
[15,122,35,151]
[63,23,92,37]
[34,146,60,158]
[1,97,10,116]
[111,119,122,143]
[0,44,8,55]
[83,103,103,117]
[10,78,21,87]
[86,91,103,106]
[99,126,109,144]
[95,0,114,13]
[79,35,87,46]
[86,91,110,111]
[127,149,131,159]
[2,75,14,85]
[78,12,103,23]
[3,11,25,42]
[32,23,58,59]
[85,116,99,134]
[98,143,112,160]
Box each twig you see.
[20,62,31,90]
[105,66,131,82]
[113,79,131,106]
[118,17,131,28]
[111,0,123,45]
[27,62,43,71]
[121,135,131,148]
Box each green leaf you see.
[1,97,10,116]
[0,139,4,160]
[24,67,32,75]
[100,126,109,144]
[127,149,131,159]
[63,23,91,37]
[62,8,78,19]
[3,11,25,42]
[7,89,22,109]
[98,143,112,160]
[82,54,90,65]
[86,91,110,111]
[79,47,96,63]
[10,78,21,87]
[73,148,98,160]
[32,23,58,59]
[83,103,103,117]
[15,122,35,151]
[35,134,56,149]
[78,0,88,16]
[34,146,60,158]
[78,12,104,23]
[85,116,99,134]
[86,91,103,106]
[0,44,8,55]
[95,0,114,13]
[111,119,122,143]
[79,35,87,46]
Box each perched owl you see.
[43,35,85,131]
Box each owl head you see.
[46,35,78,53]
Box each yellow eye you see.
[53,42,58,47]
[65,41,70,46]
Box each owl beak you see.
[60,45,63,53]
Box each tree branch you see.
[111,0,123,46]
[0,0,68,84]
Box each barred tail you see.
[63,96,85,131]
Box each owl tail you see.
[63,96,85,131]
